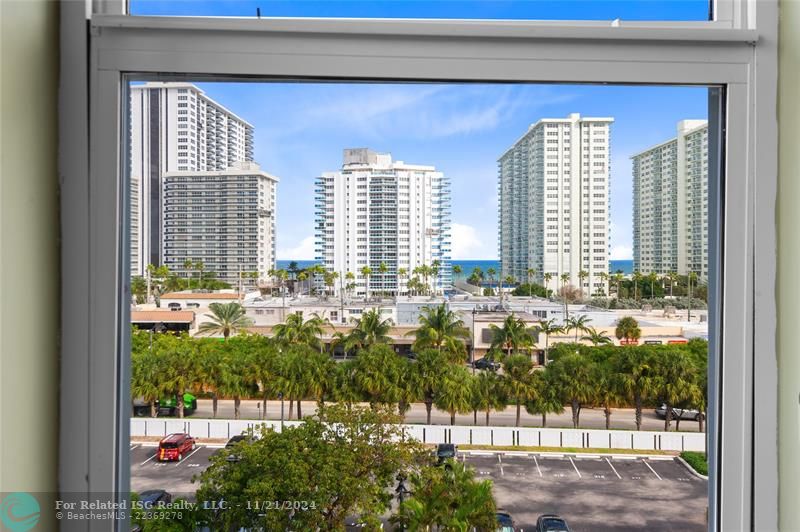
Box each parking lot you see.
[130,444,707,531]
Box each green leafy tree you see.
[353,344,404,407]
[131,276,148,304]
[471,371,507,426]
[158,333,198,418]
[593,362,624,429]
[614,346,656,431]
[196,405,424,531]
[131,344,163,417]
[525,371,564,427]
[537,318,564,366]
[651,349,703,431]
[489,314,534,357]
[408,304,470,361]
[216,337,253,420]
[410,349,449,424]
[272,312,325,350]
[198,302,254,340]
[344,308,393,350]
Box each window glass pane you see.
[129,0,712,22]
[127,80,713,531]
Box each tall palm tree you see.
[274,348,308,419]
[183,259,193,290]
[543,272,553,298]
[548,352,595,428]
[397,267,408,297]
[360,265,372,301]
[614,316,642,344]
[194,260,205,289]
[198,302,254,339]
[581,327,613,346]
[217,343,251,420]
[578,270,589,296]
[486,267,497,296]
[647,271,659,299]
[489,314,534,357]
[537,318,564,366]
[559,272,570,319]
[597,271,610,297]
[353,344,403,407]
[434,365,473,425]
[632,270,643,300]
[501,354,537,427]
[471,371,507,426]
[431,259,441,296]
[131,349,162,417]
[565,315,593,342]
[303,349,336,408]
[526,268,537,297]
[502,275,515,304]
[452,264,463,284]
[525,371,564,427]
[612,272,625,299]
[667,271,679,297]
[651,349,702,431]
[408,304,470,360]
[345,308,392,350]
[296,271,309,295]
[272,313,326,349]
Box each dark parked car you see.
[473,357,500,371]
[537,514,571,532]
[496,511,516,531]
[138,490,172,508]
[655,403,702,421]
[435,443,457,464]
[225,433,256,461]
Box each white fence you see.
[130,418,706,452]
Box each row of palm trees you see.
[132,330,707,432]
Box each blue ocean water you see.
[278,258,634,276]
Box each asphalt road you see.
[176,398,703,432]
[130,445,707,531]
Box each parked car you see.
[167,302,182,311]
[536,514,571,532]
[655,403,702,421]
[473,357,500,371]
[157,433,195,462]
[133,392,198,417]
[138,489,172,508]
[435,443,457,464]
[496,511,516,531]
[224,432,257,462]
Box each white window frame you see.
[59,0,777,531]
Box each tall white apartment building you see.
[315,149,451,297]
[129,82,255,276]
[632,120,709,280]
[161,162,278,287]
[498,113,613,295]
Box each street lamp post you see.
[470,307,477,375]
[278,392,285,430]
[395,472,411,531]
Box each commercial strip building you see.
[498,113,613,295]
[315,148,452,297]
[161,162,278,287]
[632,120,709,280]
[129,82,255,276]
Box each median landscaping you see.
[680,451,708,476]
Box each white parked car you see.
[655,403,703,421]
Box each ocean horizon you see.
[276,259,634,276]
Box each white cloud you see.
[610,245,633,260]
[450,223,485,260]
[277,236,315,260]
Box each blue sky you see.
[183,82,708,260]
[130,1,710,260]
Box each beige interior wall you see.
[0,1,60,525]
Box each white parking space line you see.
[605,457,622,480]
[649,456,675,461]
[533,455,543,477]
[129,444,139,451]
[612,455,637,460]
[177,447,202,465]
[643,460,663,480]
[140,453,157,466]
[569,457,582,479]
[497,454,502,463]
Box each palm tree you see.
[471,371,507,426]
[687,271,699,321]
[159,334,198,419]
[632,270,643,300]
[486,267,497,296]
[612,272,625,299]
[537,318,564,366]
[581,327,613,346]
[360,265,372,301]
[353,344,403,407]
[559,272,570,319]
[615,316,642,344]
[525,371,564,427]
[274,348,308,419]
[489,314,534,357]
[194,260,205,289]
[615,347,656,431]
[578,270,589,296]
[430,260,441,295]
[434,365,473,425]
[597,271,609,297]
[376,261,388,296]
[502,275,515,304]
[452,264,463,285]
[131,349,162,417]
[647,271,659,299]
[543,272,553,298]
[397,267,408,297]
[183,259,193,290]
[526,268,537,297]
[303,349,336,408]
[667,271,679,297]
[198,302,254,339]
[593,363,624,429]
[548,352,595,428]
[408,304,470,360]
[410,350,449,424]
[345,308,392,350]
[651,349,702,431]
[217,343,251,420]
[296,271,309,295]
[196,341,227,418]
[565,315,593,342]
[501,354,537,427]
[272,313,326,349]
